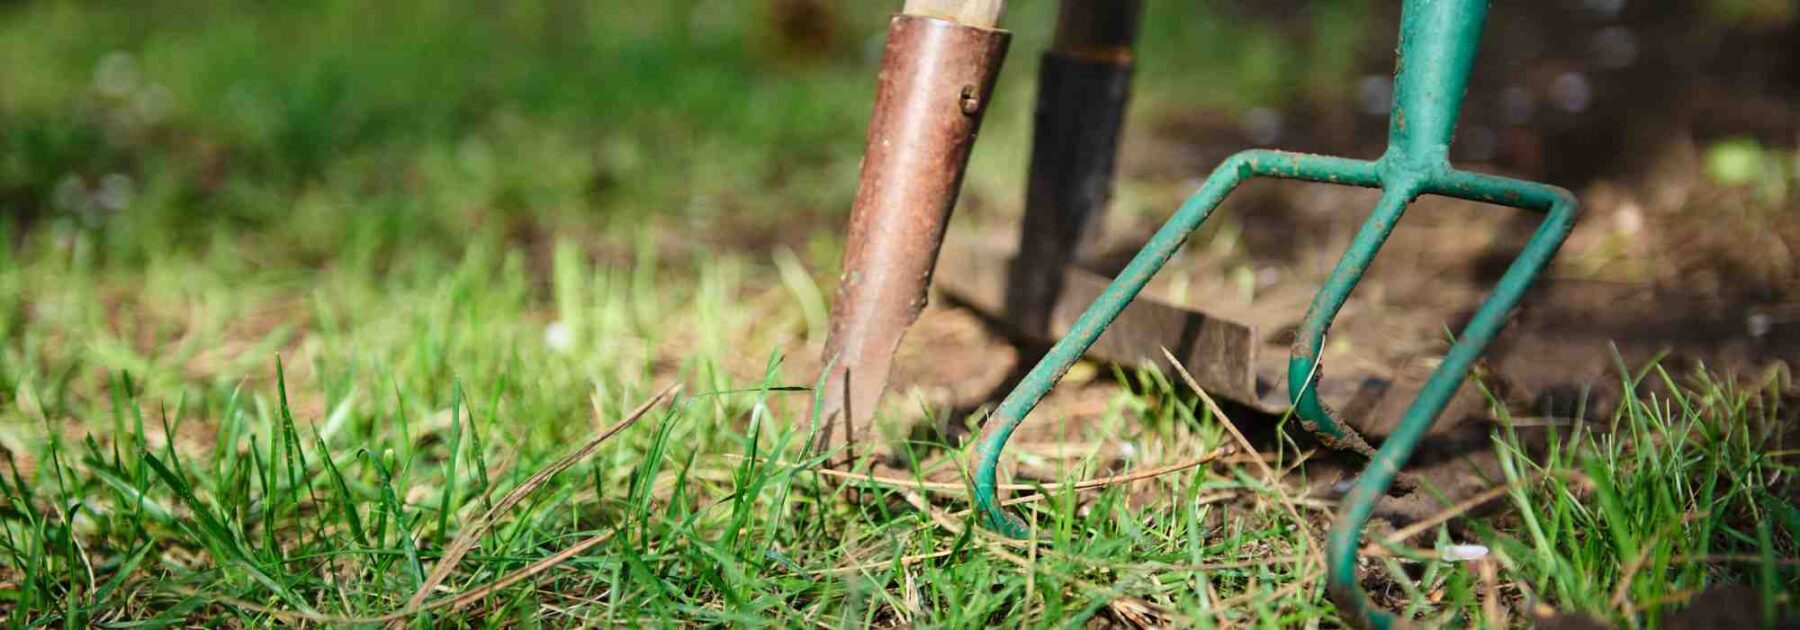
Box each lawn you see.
[1,0,1795,626]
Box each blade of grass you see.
[402,383,677,611]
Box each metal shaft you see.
[813,14,1009,463]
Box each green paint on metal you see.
[968,0,1582,627]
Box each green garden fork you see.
[967,0,1581,626]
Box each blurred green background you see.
[4,0,1795,418]
[0,0,1381,266]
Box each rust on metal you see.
[813,14,1010,462]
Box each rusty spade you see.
[812,0,1010,463]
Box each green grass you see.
[0,0,1796,626]
[2,236,1793,626]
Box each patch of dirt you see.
[1659,584,1800,629]
[1531,611,1613,630]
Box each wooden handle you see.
[903,0,1006,28]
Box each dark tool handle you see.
[1006,0,1144,339]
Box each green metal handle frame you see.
[967,1,1581,627]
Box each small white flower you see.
[1614,200,1645,235]
[545,321,574,352]
[1748,314,1772,338]
[1443,544,1490,562]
